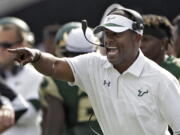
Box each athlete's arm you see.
[43,95,65,135]
[8,48,74,82]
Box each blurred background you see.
[0,0,179,44]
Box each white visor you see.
[94,14,143,35]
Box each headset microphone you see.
[81,20,104,47]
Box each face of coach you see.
[94,9,143,73]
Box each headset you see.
[81,8,144,48]
[121,8,144,31]
[82,20,104,47]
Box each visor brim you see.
[94,25,129,34]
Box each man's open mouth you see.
[106,46,119,55]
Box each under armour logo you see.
[103,80,111,87]
[138,89,148,97]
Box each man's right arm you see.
[8,48,74,82]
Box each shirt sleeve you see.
[65,53,94,92]
[159,77,180,133]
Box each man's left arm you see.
[159,78,180,134]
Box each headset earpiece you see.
[118,8,144,31]
[132,21,144,31]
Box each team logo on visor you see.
[107,16,116,21]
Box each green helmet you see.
[0,17,35,46]
[54,22,81,56]
[54,21,96,57]
[55,22,81,44]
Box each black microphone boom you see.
[81,20,104,47]
[81,20,88,36]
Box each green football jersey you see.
[39,76,62,107]
[160,56,180,81]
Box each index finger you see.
[7,48,23,53]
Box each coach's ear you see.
[135,34,142,42]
